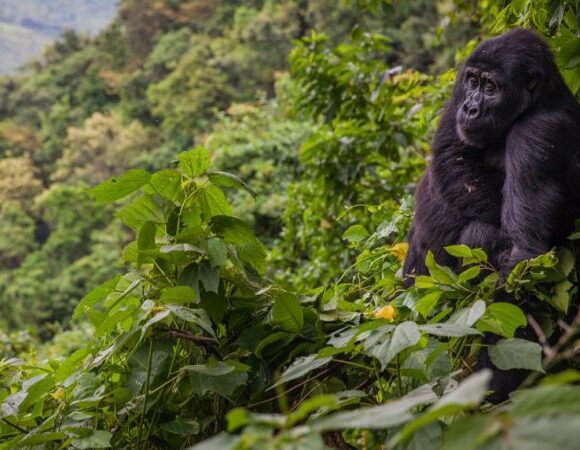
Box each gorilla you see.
[404,28,580,281]
[403,29,580,400]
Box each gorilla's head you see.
[454,29,561,148]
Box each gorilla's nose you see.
[462,103,480,119]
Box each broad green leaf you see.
[71,430,112,449]
[185,362,247,395]
[207,237,227,267]
[117,194,165,229]
[312,383,438,431]
[147,169,182,203]
[489,338,544,372]
[448,300,486,327]
[415,292,442,318]
[440,415,497,450]
[509,416,580,450]
[199,261,219,293]
[476,302,527,338]
[160,286,196,304]
[509,385,580,417]
[73,276,120,320]
[211,216,266,274]
[178,147,211,177]
[208,171,257,197]
[364,321,421,369]
[272,292,304,333]
[126,340,173,395]
[92,169,150,203]
[415,276,436,289]
[419,323,481,338]
[272,355,332,388]
[393,370,491,445]
[254,331,294,358]
[457,266,480,284]
[551,279,573,313]
[166,304,215,337]
[161,418,200,436]
[137,221,156,250]
[342,224,369,243]
[444,245,473,258]
[200,184,233,217]
[406,422,442,450]
[187,433,240,450]
[425,251,456,285]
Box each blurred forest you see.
[0,0,117,74]
[0,1,578,449]
[0,0,479,337]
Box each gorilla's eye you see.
[466,74,478,88]
[485,80,496,93]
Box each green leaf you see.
[476,302,527,338]
[272,355,332,388]
[211,216,266,274]
[185,362,248,395]
[364,321,421,369]
[420,323,481,337]
[160,286,196,304]
[92,169,151,203]
[179,147,211,177]
[161,418,200,436]
[425,251,456,285]
[187,433,240,450]
[313,383,438,431]
[147,169,182,203]
[73,276,120,320]
[166,304,215,337]
[448,300,486,327]
[200,184,233,217]
[415,276,436,289]
[393,370,492,445]
[415,292,442,318]
[71,430,112,449]
[509,416,580,450]
[207,237,227,267]
[342,224,369,243]
[509,385,580,417]
[272,293,304,333]
[444,245,472,258]
[199,261,219,293]
[117,194,165,229]
[138,222,157,250]
[440,415,496,450]
[457,266,480,284]
[551,279,573,313]
[208,171,257,197]
[489,338,544,372]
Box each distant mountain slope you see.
[0,0,118,74]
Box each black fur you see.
[403,29,580,399]
[404,28,580,280]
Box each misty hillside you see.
[0,0,117,74]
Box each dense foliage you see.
[0,1,579,449]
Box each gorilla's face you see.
[455,66,520,148]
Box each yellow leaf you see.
[375,305,397,321]
[389,242,409,263]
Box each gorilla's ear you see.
[526,70,539,91]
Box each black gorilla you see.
[404,28,580,281]
[403,29,580,400]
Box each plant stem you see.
[137,339,154,448]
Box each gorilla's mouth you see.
[456,122,489,148]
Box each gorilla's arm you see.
[501,112,573,270]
